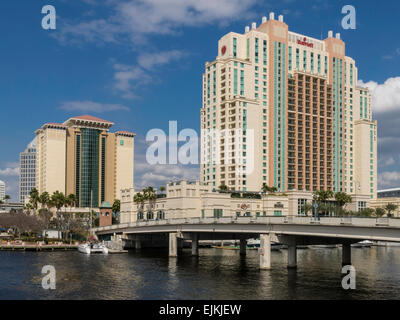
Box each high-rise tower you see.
[201,13,377,199]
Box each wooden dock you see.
[0,244,78,251]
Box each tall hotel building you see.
[201,13,377,199]
[19,138,37,203]
[35,115,135,208]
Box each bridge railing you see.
[93,216,400,233]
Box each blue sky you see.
[1,0,400,201]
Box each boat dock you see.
[0,244,78,251]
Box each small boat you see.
[351,240,373,248]
[78,242,109,255]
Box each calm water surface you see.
[1,246,400,300]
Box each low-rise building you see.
[121,180,374,224]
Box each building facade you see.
[19,138,37,203]
[200,12,377,199]
[0,180,5,202]
[35,115,135,208]
[120,180,371,224]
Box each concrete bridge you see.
[93,216,400,270]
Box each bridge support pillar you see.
[191,234,199,256]
[288,245,297,269]
[169,233,178,257]
[259,234,271,270]
[135,239,141,250]
[240,239,247,256]
[342,243,351,266]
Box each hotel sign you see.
[297,37,314,48]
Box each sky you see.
[0,0,400,201]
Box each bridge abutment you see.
[259,234,271,270]
[288,245,297,269]
[240,239,247,256]
[191,234,199,256]
[342,243,351,266]
[169,233,178,257]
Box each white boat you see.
[351,240,373,248]
[78,242,109,255]
[78,243,91,254]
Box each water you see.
[1,246,400,300]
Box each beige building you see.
[120,180,374,224]
[201,12,377,199]
[35,115,135,208]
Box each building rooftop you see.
[68,115,114,124]
[63,115,114,130]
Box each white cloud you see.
[134,161,199,189]
[112,49,185,98]
[358,77,400,113]
[379,171,400,189]
[56,0,256,45]
[0,167,19,176]
[138,50,185,70]
[112,63,152,99]
[59,100,130,112]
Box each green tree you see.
[375,207,386,218]
[142,187,156,201]
[334,192,352,208]
[38,192,50,210]
[219,184,229,192]
[4,195,10,203]
[262,184,278,194]
[385,203,398,217]
[133,192,144,204]
[51,191,66,214]
[313,190,334,204]
[159,186,166,193]
[29,188,40,211]
[112,199,120,214]
[300,203,313,216]
[358,208,375,217]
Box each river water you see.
[1,246,400,300]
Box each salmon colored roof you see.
[116,130,135,136]
[71,115,113,123]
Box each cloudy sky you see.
[0,0,399,201]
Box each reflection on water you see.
[1,246,400,300]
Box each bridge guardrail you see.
[92,216,400,234]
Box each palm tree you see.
[133,192,145,206]
[385,203,398,217]
[4,195,10,203]
[66,194,76,211]
[313,190,334,204]
[334,192,352,208]
[300,203,313,216]
[159,186,166,193]
[38,192,50,210]
[334,192,352,216]
[51,191,66,214]
[29,188,39,211]
[112,199,120,214]
[375,207,386,218]
[261,184,278,194]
